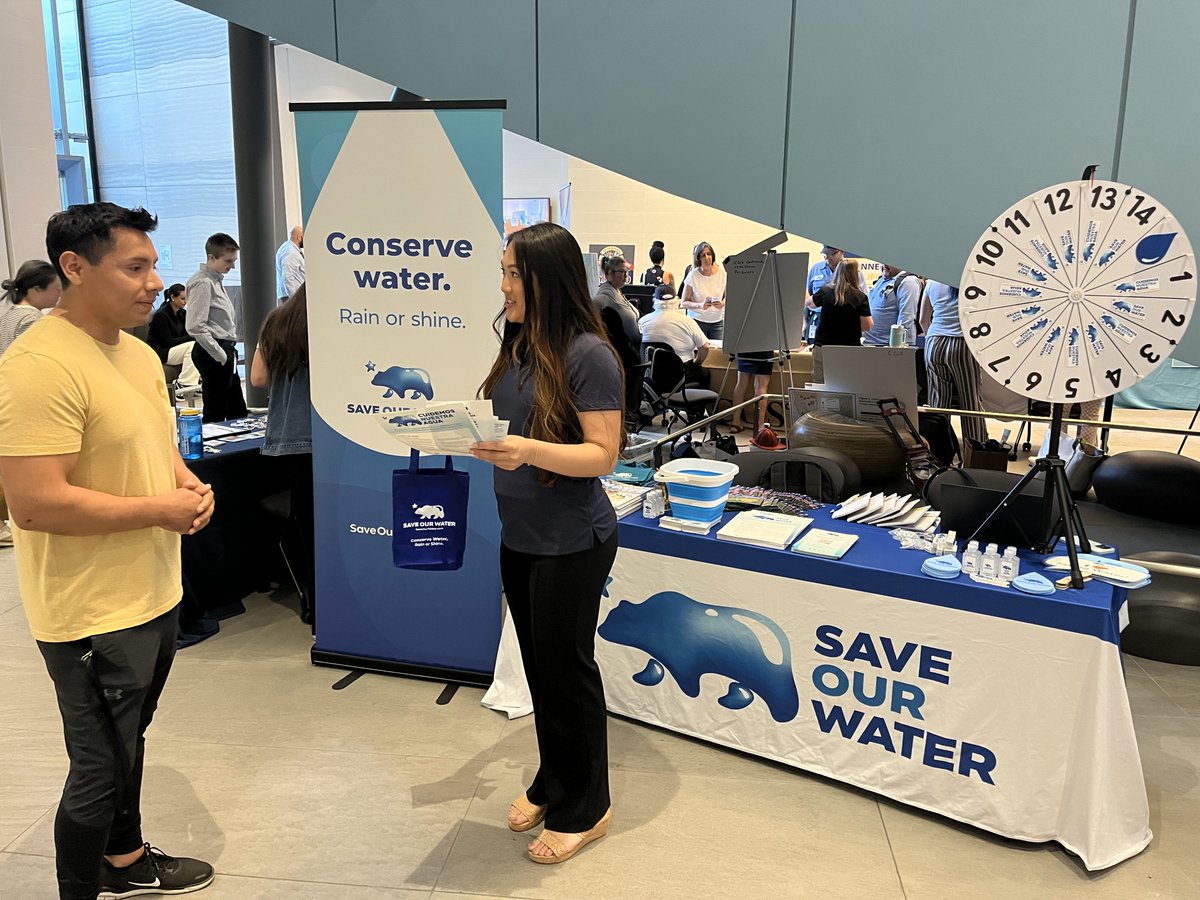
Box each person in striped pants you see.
[923,280,988,446]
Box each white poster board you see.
[723,249,810,355]
[820,346,920,426]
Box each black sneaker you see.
[98,843,215,897]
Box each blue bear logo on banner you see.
[1135,232,1175,265]
[389,415,422,426]
[598,590,800,723]
[372,365,435,400]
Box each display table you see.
[700,346,813,407]
[179,433,288,640]
[485,507,1149,871]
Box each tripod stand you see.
[967,402,1092,588]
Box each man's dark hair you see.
[45,202,158,283]
[205,232,240,258]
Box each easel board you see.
[820,346,920,427]
[723,250,809,355]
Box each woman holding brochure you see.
[470,222,624,865]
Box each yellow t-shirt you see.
[0,316,182,642]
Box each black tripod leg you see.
[1051,465,1087,589]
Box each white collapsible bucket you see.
[654,458,738,520]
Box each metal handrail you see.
[919,406,1200,439]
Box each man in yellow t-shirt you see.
[0,203,217,899]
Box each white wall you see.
[0,0,62,276]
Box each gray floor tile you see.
[0,730,65,851]
[437,759,903,899]
[0,851,58,899]
[150,655,503,759]
[8,739,483,891]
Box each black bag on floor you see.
[733,447,861,503]
[918,412,961,467]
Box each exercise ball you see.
[788,411,904,484]
[1092,451,1200,526]
[1121,552,1200,666]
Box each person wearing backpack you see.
[863,264,921,347]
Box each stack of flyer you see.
[791,529,859,559]
[831,493,938,533]
[716,510,813,550]
[601,479,655,518]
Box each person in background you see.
[0,260,63,547]
[808,258,873,383]
[471,222,621,865]
[680,241,726,340]
[593,254,641,356]
[186,232,248,423]
[641,240,674,288]
[728,351,773,435]
[147,283,202,391]
[923,280,987,445]
[0,202,215,899]
[863,264,921,347]
[275,225,304,304]
[638,283,712,387]
[803,246,866,344]
[250,283,315,626]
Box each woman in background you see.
[0,260,61,547]
[642,240,674,288]
[808,258,872,383]
[250,283,315,626]
[471,222,622,865]
[680,241,726,340]
[923,279,987,445]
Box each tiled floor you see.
[1,408,1198,898]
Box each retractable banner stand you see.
[293,100,505,683]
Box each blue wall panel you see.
[1118,2,1200,364]
[179,0,338,60]
[784,0,1131,286]
[538,0,793,229]
[334,0,538,138]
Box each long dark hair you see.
[162,283,186,306]
[1,260,58,304]
[479,223,624,483]
[257,282,309,378]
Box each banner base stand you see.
[311,648,494,688]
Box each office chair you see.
[645,343,720,433]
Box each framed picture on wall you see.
[503,198,551,236]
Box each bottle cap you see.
[181,407,201,415]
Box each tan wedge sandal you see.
[507,794,547,833]
[527,808,612,864]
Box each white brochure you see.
[375,400,509,456]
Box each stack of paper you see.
[1042,555,1151,588]
[601,479,655,518]
[791,529,859,559]
[831,493,938,533]
[376,401,509,456]
[716,510,813,549]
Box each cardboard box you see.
[963,443,1010,472]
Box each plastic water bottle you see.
[961,540,981,575]
[999,546,1020,582]
[177,408,203,460]
[642,487,665,519]
[980,543,1000,578]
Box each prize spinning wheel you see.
[960,179,1195,405]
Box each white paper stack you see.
[601,479,655,518]
[831,493,938,533]
[375,400,509,456]
[716,510,813,549]
[791,528,859,559]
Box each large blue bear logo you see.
[372,366,434,400]
[599,590,799,723]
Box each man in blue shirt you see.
[863,264,921,347]
[804,246,866,343]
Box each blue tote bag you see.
[392,450,470,570]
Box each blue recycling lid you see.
[921,556,962,579]
[1012,572,1056,595]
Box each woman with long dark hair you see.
[250,284,315,625]
[471,222,623,865]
